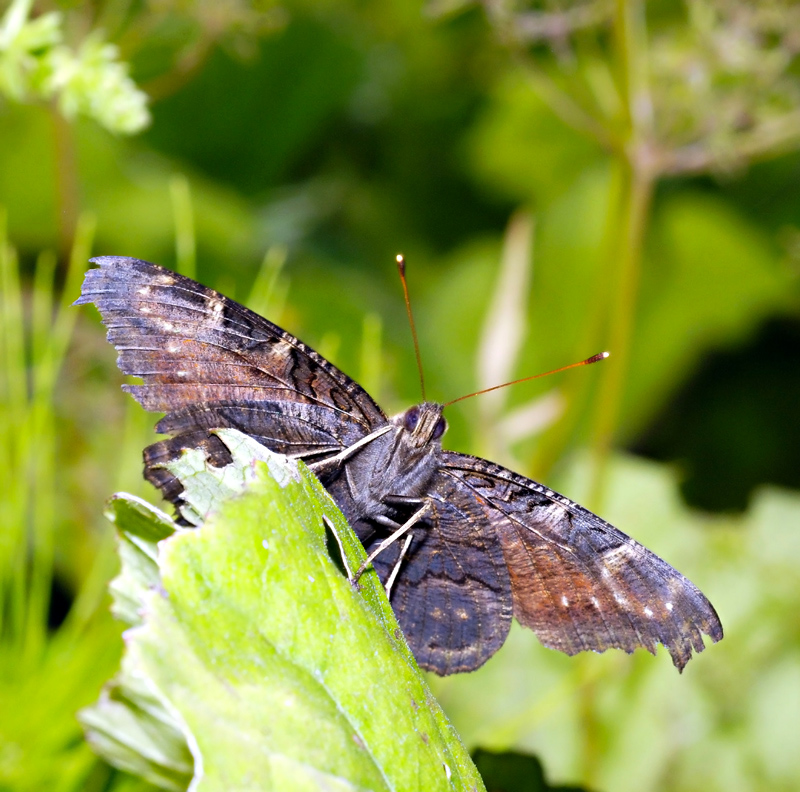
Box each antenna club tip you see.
[587,351,610,364]
[395,253,406,274]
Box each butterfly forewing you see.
[438,452,723,670]
[76,256,388,502]
[76,256,387,428]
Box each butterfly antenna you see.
[396,254,427,400]
[444,351,609,407]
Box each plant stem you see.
[589,161,653,502]
[528,164,621,479]
[579,0,655,784]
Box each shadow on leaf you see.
[472,748,591,792]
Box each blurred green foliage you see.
[1,0,800,790]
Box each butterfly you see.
[76,256,722,675]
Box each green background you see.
[2,1,800,790]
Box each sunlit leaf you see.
[82,430,484,792]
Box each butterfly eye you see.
[432,417,446,440]
[404,407,420,431]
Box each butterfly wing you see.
[368,470,513,676]
[432,451,723,671]
[77,257,722,673]
[76,257,389,504]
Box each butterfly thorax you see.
[323,402,446,535]
[366,402,445,496]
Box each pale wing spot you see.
[167,344,180,354]
[601,543,636,569]
[269,341,293,364]
[137,286,151,296]
[206,298,226,325]
[140,305,152,314]
[160,320,175,332]
[591,597,600,608]
[614,594,627,605]
[539,502,567,523]
[176,371,188,378]
[665,601,674,612]
[155,274,175,285]
[561,595,569,607]
[644,606,654,617]
[457,609,469,621]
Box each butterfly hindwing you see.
[368,469,514,675]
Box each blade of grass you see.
[170,174,196,280]
[359,312,383,405]
[475,210,534,461]
[0,222,27,648]
[22,251,59,660]
[30,250,57,372]
[246,244,289,319]
[24,215,96,660]
[63,398,156,642]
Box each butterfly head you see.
[394,402,447,448]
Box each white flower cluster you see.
[0,0,150,134]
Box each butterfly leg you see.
[307,425,393,476]
[385,533,414,601]
[354,502,430,583]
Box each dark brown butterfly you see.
[76,256,722,675]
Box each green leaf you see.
[82,430,484,792]
[80,672,193,792]
[625,191,797,437]
[466,72,605,207]
[104,495,176,628]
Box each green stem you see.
[528,162,625,480]
[579,1,654,785]
[588,0,654,505]
[574,163,653,788]
[588,161,653,504]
